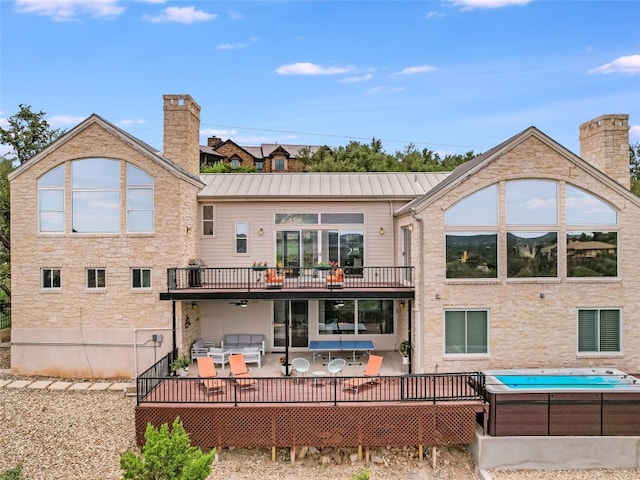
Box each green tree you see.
[0,160,12,300]
[120,417,214,480]
[0,104,65,165]
[630,142,639,196]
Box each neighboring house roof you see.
[397,126,640,215]
[200,142,323,161]
[8,114,204,187]
[198,172,450,200]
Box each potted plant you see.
[252,261,268,271]
[399,340,411,364]
[171,355,191,376]
[279,356,290,375]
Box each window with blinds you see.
[578,309,620,353]
[444,310,488,354]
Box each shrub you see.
[120,417,214,480]
[0,465,22,480]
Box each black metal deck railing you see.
[166,266,413,291]
[136,354,485,406]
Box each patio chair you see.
[196,356,225,394]
[208,347,228,370]
[326,268,344,289]
[291,357,310,381]
[265,268,285,289]
[343,354,383,394]
[327,358,346,376]
[228,353,258,389]
[242,347,261,368]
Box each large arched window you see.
[37,159,154,234]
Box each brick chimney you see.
[579,114,630,188]
[163,94,201,175]
[207,136,223,147]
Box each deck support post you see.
[290,446,296,465]
[418,445,423,462]
[271,446,275,462]
[358,445,363,460]
[432,446,437,470]
[365,447,370,465]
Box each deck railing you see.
[166,266,413,291]
[136,354,485,406]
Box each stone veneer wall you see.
[10,121,201,378]
[413,134,639,374]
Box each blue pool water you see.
[495,374,622,389]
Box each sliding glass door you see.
[273,300,309,348]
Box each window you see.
[41,268,61,289]
[256,160,264,172]
[567,232,617,277]
[87,268,106,288]
[446,233,497,278]
[318,300,393,335]
[507,232,557,277]
[578,309,620,353]
[444,310,488,354]
[321,213,365,224]
[132,268,151,289]
[235,222,247,254]
[72,159,120,233]
[38,165,65,233]
[445,185,497,226]
[126,164,153,232]
[202,205,214,236]
[231,158,240,169]
[506,180,557,225]
[275,159,285,171]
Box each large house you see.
[8,94,639,379]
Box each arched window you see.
[126,164,153,233]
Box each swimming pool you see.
[481,368,640,436]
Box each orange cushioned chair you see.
[326,268,344,288]
[196,356,225,394]
[343,354,383,394]
[265,268,285,289]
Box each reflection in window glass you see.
[507,232,557,277]
[235,222,247,253]
[445,310,488,354]
[566,185,617,225]
[567,232,617,277]
[38,165,65,233]
[445,185,497,226]
[127,164,153,233]
[321,213,365,224]
[358,300,394,334]
[506,180,557,225]
[446,233,497,278]
[275,214,318,224]
[72,159,120,233]
[319,300,356,335]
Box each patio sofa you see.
[221,334,265,355]
[190,338,216,362]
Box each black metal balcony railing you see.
[136,354,485,406]
[166,266,413,291]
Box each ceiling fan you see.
[229,300,248,307]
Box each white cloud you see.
[48,114,85,127]
[15,0,125,21]
[216,37,258,50]
[426,11,445,19]
[143,6,217,24]
[276,63,356,76]
[395,65,436,75]
[365,86,406,95]
[451,0,531,8]
[339,73,373,83]
[118,119,146,127]
[589,55,640,75]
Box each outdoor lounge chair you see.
[265,268,285,288]
[228,353,258,389]
[196,356,225,394]
[343,354,383,394]
[326,268,344,289]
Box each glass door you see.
[276,230,301,278]
[273,300,309,348]
[340,231,364,275]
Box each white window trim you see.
[131,268,152,290]
[576,307,622,356]
[202,204,215,237]
[41,268,61,290]
[443,309,490,358]
[86,268,107,290]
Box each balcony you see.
[162,266,414,300]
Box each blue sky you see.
[1,0,639,158]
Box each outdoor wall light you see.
[540,293,545,299]
[258,228,264,236]
[191,301,197,309]
[400,300,406,309]
[186,226,192,234]
[408,223,413,232]
[435,293,441,300]
[379,227,385,235]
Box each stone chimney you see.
[163,94,201,175]
[207,136,223,147]
[579,114,630,188]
